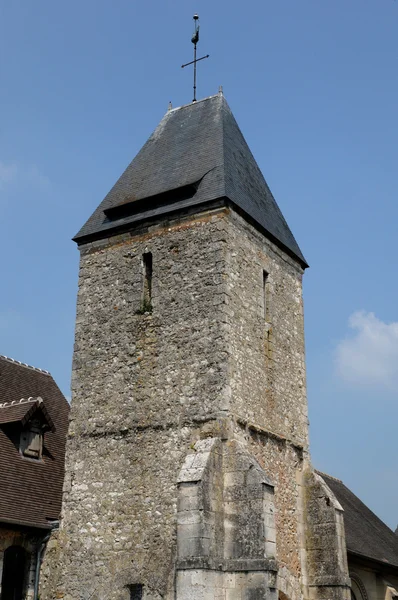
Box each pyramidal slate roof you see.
[75,92,307,268]
[320,472,398,568]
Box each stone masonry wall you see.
[43,210,232,600]
[43,206,314,600]
[222,210,309,592]
[245,427,306,600]
[224,211,308,448]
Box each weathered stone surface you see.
[40,207,337,600]
[304,471,350,599]
[42,212,231,600]
[225,211,308,449]
[177,438,275,560]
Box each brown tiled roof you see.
[0,398,38,424]
[0,397,55,431]
[0,356,69,529]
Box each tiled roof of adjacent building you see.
[74,92,307,268]
[0,397,55,431]
[0,355,69,529]
[320,472,398,567]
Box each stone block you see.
[178,482,201,498]
[177,511,202,526]
[226,589,242,600]
[224,472,245,487]
[247,573,267,589]
[265,540,276,559]
[177,494,202,512]
[306,548,344,580]
[245,588,268,600]
[224,573,236,588]
[177,536,212,558]
[308,585,351,600]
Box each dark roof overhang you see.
[74,194,308,270]
[73,196,226,245]
[348,549,398,575]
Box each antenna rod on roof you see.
[181,14,209,103]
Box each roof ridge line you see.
[168,92,221,115]
[219,94,227,197]
[315,469,343,483]
[0,355,51,376]
[0,397,41,409]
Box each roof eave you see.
[347,549,398,573]
[225,199,309,269]
[72,198,227,246]
[73,197,308,270]
[0,516,53,531]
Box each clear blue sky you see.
[1,0,397,528]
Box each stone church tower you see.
[41,92,351,600]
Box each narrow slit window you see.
[263,270,269,321]
[143,252,153,310]
[129,584,143,600]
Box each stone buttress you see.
[40,93,351,600]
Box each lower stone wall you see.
[40,529,63,600]
[231,420,306,600]
[40,420,313,600]
[177,569,277,600]
[175,437,278,600]
[42,426,194,600]
[40,418,356,600]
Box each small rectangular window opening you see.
[263,270,269,321]
[20,424,43,459]
[129,584,143,600]
[142,252,153,312]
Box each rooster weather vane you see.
[181,15,209,103]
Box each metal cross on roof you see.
[181,14,209,103]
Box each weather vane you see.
[181,14,209,103]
